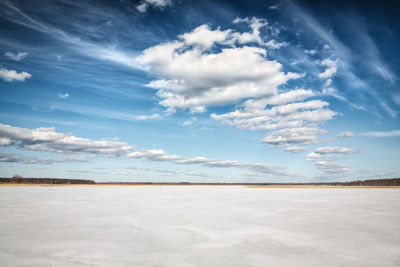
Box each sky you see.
[0,0,399,183]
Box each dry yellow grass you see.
[247,185,400,189]
[0,183,399,189]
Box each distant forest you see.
[0,176,95,184]
[0,176,399,186]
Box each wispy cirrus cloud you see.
[283,0,397,117]
[135,113,161,120]
[0,0,142,69]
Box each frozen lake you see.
[0,186,399,266]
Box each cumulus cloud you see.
[179,24,232,49]
[135,19,300,113]
[0,123,133,156]
[337,131,355,138]
[262,127,326,145]
[211,89,337,149]
[318,58,338,79]
[211,95,333,131]
[5,51,28,61]
[265,39,288,49]
[306,146,358,161]
[0,68,31,82]
[232,17,268,45]
[242,89,315,108]
[362,129,400,137]
[306,145,358,176]
[136,0,172,13]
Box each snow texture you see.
[0,186,399,266]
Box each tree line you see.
[1,175,399,186]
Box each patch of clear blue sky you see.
[0,0,399,182]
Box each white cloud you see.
[316,161,349,173]
[337,131,354,138]
[0,123,133,156]
[262,127,326,145]
[268,5,279,10]
[265,39,288,49]
[306,146,357,175]
[305,152,334,161]
[126,150,295,177]
[362,129,400,137]
[231,17,285,48]
[242,89,315,108]
[211,89,337,149]
[304,49,317,55]
[284,146,308,153]
[5,51,28,61]
[176,157,294,176]
[0,68,31,82]
[314,146,358,154]
[232,17,268,45]
[179,24,231,49]
[135,113,161,120]
[0,123,296,176]
[58,93,69,99]
[0,153,89,165]
[136,0,172,13]
[127,149,182,161]
[318,58,338,79]
[182,117,197,126]
[0,137,13,146]
[135,20,301,113]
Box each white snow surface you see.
[0,186,399,266]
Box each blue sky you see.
[0,0,399,182]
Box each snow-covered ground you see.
[0,186,399,266]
